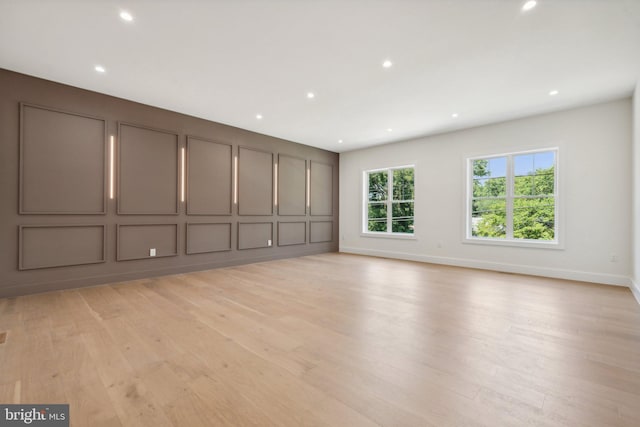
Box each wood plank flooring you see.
[1,253,640,426]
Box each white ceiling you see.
[1,0,639,153]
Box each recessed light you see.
[307,92,315,99]
[382,60,393,68]
[119,11,134,22]
[387,128,393,132]
[256,114,263,120]
[452,113,459,118]
[94,65,106,73]
[549,90,559,96]
[338,139,343,144]
[522,1,537,11]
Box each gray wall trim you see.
[238,145,274,216]
[116,223,179,261]
[277,153,307,216]
[310,160,334,216]
[186,222,233,254]
[19,102,108,215]
[310,220,334,243]
[18,224,106,270]
[186,136,233,216]
[277,221,307,246]
[117,121,181,215]
[238,222,274,250]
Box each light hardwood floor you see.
[1,253,640,426]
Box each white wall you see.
[632,84,640,302]
[340,99,632,286]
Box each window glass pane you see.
[534,151,554,170]
[393,168,414,201]
[471,199,506,238]
[513,197,555,240]
[367,202,387,232]
[392,219,414,234]
[488,157,507,178]
[514,175,534,196]
[532,170,554,195]
[473,159,489,179]
[367,219,387,233]
[368,219,387,232]
[368,202,387,220]
[514,154,534,176]
[368,171,388,202]
[473,177,506,197]
[392,201,414,233]
[392,202,414,219]
[473,157,506,179]
[514,152,555,196]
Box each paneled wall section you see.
[20,104,107,214]
[0,69,339,297]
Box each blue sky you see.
[515,151,554,176]
[475,151,554,178]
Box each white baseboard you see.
[339,246,631,287]
[631,279,640,305]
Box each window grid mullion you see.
[387,170,393,233]
[364,166,415,235]
[468,160,473,237]
[468,149,557,243]
[506,155,514,239]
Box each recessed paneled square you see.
[19,225,105,270]
[20,104,106,214]
[238,222,273,250]
[310,221,333,243]
[186,223,232,254]
[187,137,232,215]
[278,222,306,246]
[278,154,306,215]
[310,161,333,216]
[118,123,179,215]
[117,224,178,261]
[238,147,273,216]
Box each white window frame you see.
[362,165,416,239]
[464,148,561,249]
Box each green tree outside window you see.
[471,150,556,241]
[366,167,415,234]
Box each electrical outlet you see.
[149,248,156,257]
[267,240,272,247]
[610,253,618,262]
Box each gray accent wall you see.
[187,137,233,216]
[278,222,307,246]
[310,161,333,216]
[0,69,339,297]
[238,147,274,216]
[118,123,180,215]
[278,154,307,216]
[20,104,107,214]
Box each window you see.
[364,166,415,235]
[467,149,557,245]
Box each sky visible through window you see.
[515,151,554,176]
[470,149,556,242]
[473,151,554,179]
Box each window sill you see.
[361,232,417,240]
[463,237,563,250]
